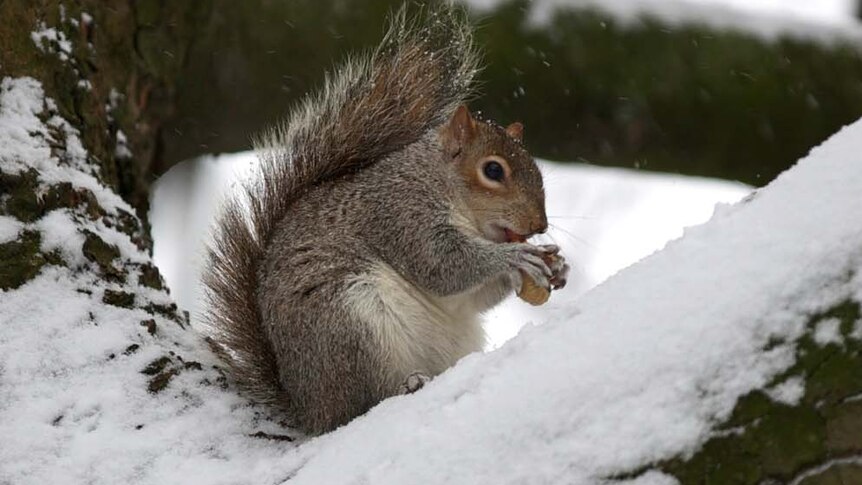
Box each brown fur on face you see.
[441,105,547,243]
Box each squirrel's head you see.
[441,105,547,244]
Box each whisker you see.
[533,232,588,280]
[547,214,595,221]
[548,222,595,250]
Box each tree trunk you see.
[0,3,297,483]
[657,301,862,484]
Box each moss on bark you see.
[0,0,210,220]
[654,301,862,484]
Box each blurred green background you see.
[153,0,862,186]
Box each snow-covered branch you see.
[275,119,862,484]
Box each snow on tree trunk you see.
[0,3,299,484]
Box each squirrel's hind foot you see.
[399,372,431,395]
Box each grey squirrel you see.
[203,5,569,435]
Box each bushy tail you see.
[202,5,479,406]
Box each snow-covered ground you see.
[463,0,862,44]
[150,154,750,348]
[0,77,292,485]
[4,72,862,484]
[261,115,862,485]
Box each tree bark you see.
[1,3,293,482]
[656,301,862,484]
[0,0,211,218]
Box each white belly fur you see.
[343,260,487,390]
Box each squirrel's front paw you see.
[506,243,556,290]
[398,372,431,395]
[548,252,570,290]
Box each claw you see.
[399,372,430,395]
[506,242,557,293]
[549,262,570,290]
[522,254,553,277]
[537,244,560,255]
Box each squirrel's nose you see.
[531,220,548,235]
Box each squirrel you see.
[203,5,569,435]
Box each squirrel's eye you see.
[483,161,505,182]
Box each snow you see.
[34,209,86,264]
[0,215,24,244]
[700,0,851,24]
[485,163,749,345]
[0,78,128,217]
[151,154,750,347]
[151,155,254,314]
[114,129,132,159]
[766,376,805,405]
[813,317,843,346]
[272,118,862,484]
[4,70,862,484]
[0,77,299,484]
[463,0,862,45]
[0,267,298,485]
[0,77,100,211]
[31,23,72,61]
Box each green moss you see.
[147,368,179,393]
[0,0,207,224]
[656,299,862,484]
[663,400,825,483]
[721,390,773,429]
[825,301,861,338]
[137,263,163,290]
[135,28,178,77]
[115,209,147,251]
[1,174,111,230]
[82,230,125,282]
[248,431,295,442]
[142,302,182,326]
[140,354,201,393]
[758,406,826,478]
[135,0,162,27]
[823,400,862,453]
[837,464,862,483]
[43,183,105,220]
[140,319,158,335]
[799,463,862,485]
[43,249,65,267]
[102,289,135,308]
[0,231,47,290]
[142,355,181,393]
[0,170,41,222]
[662,434,762,484]
[805,347,862,406]
[800,468,845,485]
[141,356,172,376]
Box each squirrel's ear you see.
[449,104,477,146]
[505,122,524,142]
